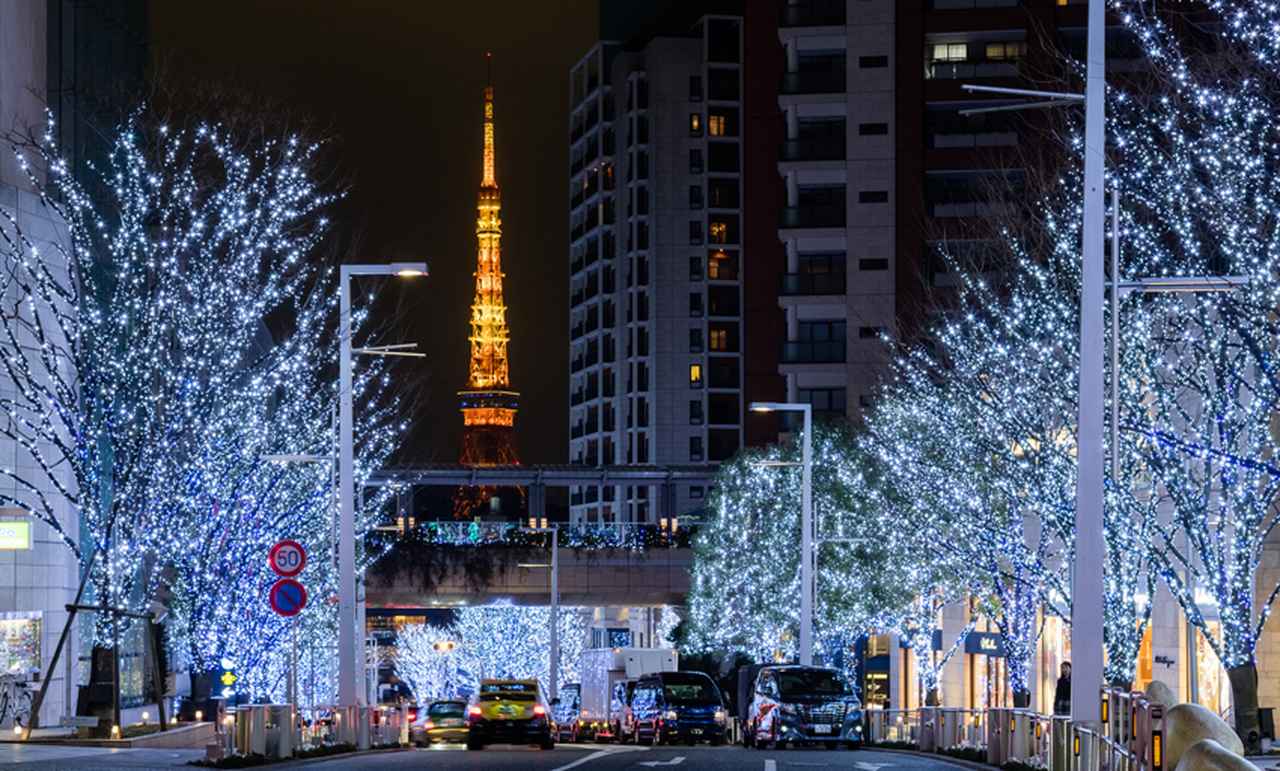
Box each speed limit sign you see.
[268,540,307,578]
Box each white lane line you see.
[764,760,778,771]
[639,757,686,767]
[551,745,649,771]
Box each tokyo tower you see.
[454,59,521,518]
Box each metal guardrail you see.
[865,687,1165,771]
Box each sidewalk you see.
[0,744,203,769]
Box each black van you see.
[631,671,727,746]
[744,665,863,749]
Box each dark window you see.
[689,292,704,317]
[689,185,703,209]
[689,328,703,353]
[690,486,704,499]
[689,148,704,173]
[708,356,739,388]
[859,190,889,203]
[708,285,739,316]
[800,252,845,274]
[637,78,649,109]
[707,18,740,63]
[690,256,703,280]
[709,428,740,461]
[709,392,739,424]
[689,400,704,425]
[859,257,889,271]
[859,326,884,339]
[859,55,889,68]
[689,75,703,101]
[859,122,889,135]
[800,320,846,342]
[689,436,704,462]
[707,67,739,100]
[708,142,739,172]
[636,151,649,179]
[636,221,649,249]
[708,178,739,208]
[689,220,704,245]
[798,387,847,419]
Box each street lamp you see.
[517,525,560,700]
[750,401,813,666]
[338,261,427,711]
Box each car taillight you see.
[423,720,434,729]
[533,705,546,716]
[468,706,482,719]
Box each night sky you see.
[149,1,598,465]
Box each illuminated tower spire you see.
[456,55,521,517]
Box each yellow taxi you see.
[466,679,555,750]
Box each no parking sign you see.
[269,578,308,617]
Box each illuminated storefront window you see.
[0,613,40,675]
[1196,622,1230,716]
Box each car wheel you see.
[711,735,725,747]
[540,735,555,750]
[845,741,862,750]
[466,739,484,751]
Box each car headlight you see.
[663,710,678,721]
[714,710,727,723]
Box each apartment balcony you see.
[780,71,846,97]
[779,271,847,296]
[926,61,1019,81]
[781,340,846,364]
[779,205,846,230]
[779,138,845,163]
[780,0,845,27]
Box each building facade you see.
[568,6,746,525]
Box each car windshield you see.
[428,703,464,718]
[776,669,849,698]
[663,680,718,704]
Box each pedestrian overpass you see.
[363,464,715,609]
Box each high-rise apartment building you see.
[568,5,745,524]
[767,0,1106,420]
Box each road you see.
[0,743,967,770]
[290,745,959,771]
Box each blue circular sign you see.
[269,578,307,617]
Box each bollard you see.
[357,706,371,750]
[234,705,268,757]
[265,705,295,760]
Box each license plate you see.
[443,719,462,727]
[812,724,833,734]
[690,728,703,735]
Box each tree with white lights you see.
[394,623,470,703]
[451,604,586,692]
[0,112,404,710]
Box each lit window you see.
[689,113,703,136]
[931,43,967,62]
[709,329,728,351]
[709,221,727,244]
[689,364,703,387]
[985,41,1026,60]
[708,114,726,137]
[708,250,728,278]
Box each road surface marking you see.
[551,745,647,771]
[857,763,892,771]
[638,757,685,767]
[764,761,777,771]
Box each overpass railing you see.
[411,520,697,550]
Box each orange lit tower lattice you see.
[455,62,521,517]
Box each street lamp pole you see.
[338,262,426,710]
[1070,0,1107,724]
[518,525,561,700]
[750,401,814,666]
